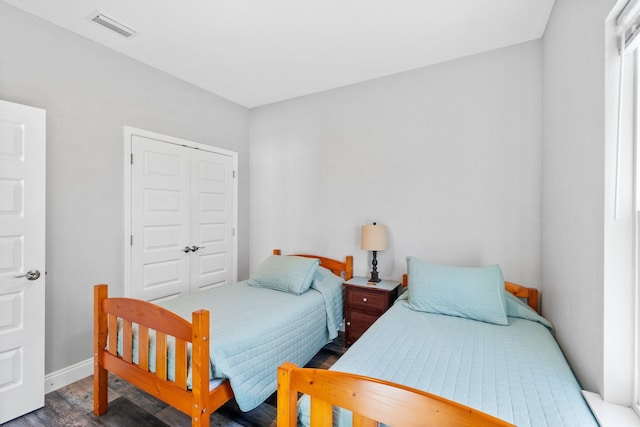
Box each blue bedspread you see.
[299,293,598,427]
[157,279,343,411]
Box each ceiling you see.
[3,0,555,108]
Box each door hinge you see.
[232,170,236,179]
[233,228,236,237]
[130,234,133,246]
[130,153,133,164]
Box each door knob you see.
[183,246,192,253]
[15,270,41,281]
[190,245,205,252]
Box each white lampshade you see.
[361,223,388,251]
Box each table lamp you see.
[361,222,388,283]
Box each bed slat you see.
[122,320,133,363]
[156,332,168,380]
[175,338,187,389]
[107,314,118,357]
[352,414,377,427]
[139,326,149,371]
[310,396,333,426]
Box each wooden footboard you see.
[93,284,233,427]
[277,362,514,427]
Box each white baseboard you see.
[44,357,93,394]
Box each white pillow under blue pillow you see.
[407,256,508,325]
[248,255,320,295]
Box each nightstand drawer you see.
[347,289,387,311]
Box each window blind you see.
[614,0,640,218]
[618,0,640,53]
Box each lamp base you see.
[369,250,381,283]
[368,273,381,283]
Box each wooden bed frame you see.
[93,249,353,427]
[278,276,540,427]
[401,274,540,313]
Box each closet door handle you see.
[182,246,192,253]
[190,245,205,252]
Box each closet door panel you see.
[190,151,234,292]
[131,136,190,301]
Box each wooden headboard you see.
[273,249,353,281]
[401,274,539,314]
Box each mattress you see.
[299,293,598,427]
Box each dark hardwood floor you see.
[2,333,345,427]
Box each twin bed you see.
[296,257,599,427]
[94,250,599,427]
[93,249,352,427]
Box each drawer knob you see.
[346,321,351,326]
[362,297,368,303]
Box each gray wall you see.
[0,3,250,374]
[542,0,630,403]
[250,41,542,290]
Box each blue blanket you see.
[154,279,343,411]
[299,292,598,427]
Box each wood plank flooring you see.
[2,333,345,427]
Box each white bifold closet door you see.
[130,134,235,302]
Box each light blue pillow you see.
[248,255,320,295]
[407,256,508,325]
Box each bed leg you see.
[192,309,210,427]
[94,362,108,415]
[93,284,109,415]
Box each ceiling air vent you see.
[89,11,137,38]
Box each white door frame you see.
[123,126,238,297]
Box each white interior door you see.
[128,128,236,301]
[0,100,46,423]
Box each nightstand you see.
[343,277,401,347]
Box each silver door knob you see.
[190,245,205,252]
[15,270,41,280]
[183,246,192,253]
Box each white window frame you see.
[634,48,640,416]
